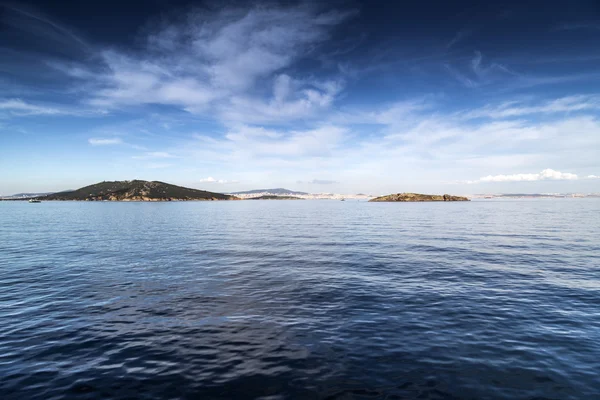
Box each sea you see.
[1,199,599,400]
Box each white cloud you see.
[445,51,516,88]
[146,152,174,158]
[189,124,347,162]
[219,75,345,123]
[199,177,238,184]
[169,97,600,191]
[133,151,176,159]
[5,1,600,195]
[298,179,339,184]
[88,137,123,146]
[145,163,172,169]
[588,175,599,179]
[469,169,578,184]
[0,98,107,117]
[0,99,65,116]
[59,4,352,124]
[464,95,600,120]
[70,91,600,194]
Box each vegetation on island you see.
[39,180,238,201]
[369,193,470,202]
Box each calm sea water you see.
[1,199,599,400]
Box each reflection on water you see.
[1,199,599,399]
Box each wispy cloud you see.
[444,64,477,88]
[88,137,123,146]
[199,177,238,184]
[1,3,90,50]
[190,124,347,161]
[73,91,600,192]
[0,99,67,116]
[219,75,345,123]
[145,163,172,169]
[327,97,434,129]
[162,93,600,190]
[133,151,176,159]
[556,22,600,31]
[55,4,353,125]
[298,179,339,184]
[3,1,600,194]
[0,98,107,117]
[588,175,599,179]
[445,51,516,88]
[446,29,471,49]
[156,123,353,189]
[463,95,600,119]
[468,169,578,184]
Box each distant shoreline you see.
[3,196,600,202]
[0,198,231,202]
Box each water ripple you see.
[1,199,599,399]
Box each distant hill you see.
[40,180,237,201]
[248,195,304,200]
[5,192,56,198]
[498,193,553,197]
[230,188,309,195]
[369,193,470,202]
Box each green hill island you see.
[39,180,238,201]
[369,193,470,202]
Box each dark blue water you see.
[1,199,599,399]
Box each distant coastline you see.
[248,195,304,200]
[2,181,599,201]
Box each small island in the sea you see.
[248,195,304,200]
[39,180,238,201]
[369,193,470,202]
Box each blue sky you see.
[1,0,600,195]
